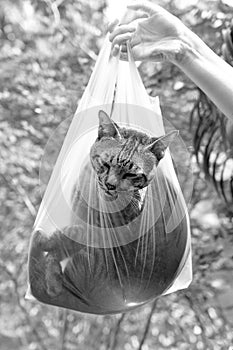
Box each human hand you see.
[109,1,191,63]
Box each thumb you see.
[127,1,163,15]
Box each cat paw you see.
[45,254,63,297]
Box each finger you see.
[119,50,141,62]
[127,1,155,15]
[119,52,129,61]
[109,24,136,42]
[111,32,135,48]
[120,35,140,51]
[119,10,148,25]
[127,1,166,16]
[151,53,167,62]
[121,43,127,52]
[112,44,120,57]
[107,19,119,33]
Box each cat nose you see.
[105,173,117,190]
[106,182,116,191]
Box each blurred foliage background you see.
[0,0,233,349]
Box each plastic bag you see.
[26,37,192,315]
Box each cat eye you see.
[122,173,137,179]
[98,166,105,174]
[122,173,144,180]
[98,162,110,173]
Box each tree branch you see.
[184,294,214,350]
[60,309,69,350]
[0,173,37,218]
[0,261,48,350]
[138,299,158,350]
[109,313,126,350]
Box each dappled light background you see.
[0,0,233,349]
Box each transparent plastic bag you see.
[26,37,192,315]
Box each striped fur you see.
[28,111,185,314]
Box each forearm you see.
[176,31,233,120]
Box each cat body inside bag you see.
[27,36,192,315]
[28,109,190,315]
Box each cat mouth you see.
[103,190,118,200]
[97,181,118,198]
[106,188,118,196]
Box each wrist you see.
[174,29,211,67]
[171,29,233,120]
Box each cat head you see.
[90,110,178,196]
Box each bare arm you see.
[109,1,233,121]
[176,29,233,120]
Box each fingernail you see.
[127,3,136,9]
[128,27,136,32]
[127,0,136,5]
[112,45,119,56]
[108,18,119,33]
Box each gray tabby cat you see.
[28,110,188,314]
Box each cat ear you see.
[145,130,179,161]
[98,110,121,139]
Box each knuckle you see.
[113,34,131,46]
[107,19,119,32]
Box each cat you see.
[28,110,188,314]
